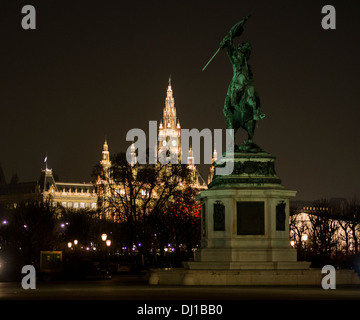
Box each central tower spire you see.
[158,77,181,162]
[163,76,178,130]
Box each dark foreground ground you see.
[1,275,360,300]
[1,275,359,319]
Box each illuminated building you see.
[96,79,207,220]
[0,166,97,210]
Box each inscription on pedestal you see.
[213,201,225,231]
[276,201,286,231]
[237,201,264,235]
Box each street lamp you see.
[74,239,78,245]
[290,240,295,247]
[100,234,110,280]
[301,234,308,261]
[67,242,72,248]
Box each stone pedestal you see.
[149,149,359,285]
[185,151,309,271]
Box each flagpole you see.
[43,155,48,192]
[202,48,220,72]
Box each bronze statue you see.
[203,16,265,151]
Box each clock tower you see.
[158,77,181,163]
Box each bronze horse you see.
[220,16,265,144]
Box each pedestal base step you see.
[184,260,311,270]
[148,268,360,286]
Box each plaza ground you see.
[1,275,360,300]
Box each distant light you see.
[101,233,107,241]
[168,244,171,247]
[67,242,72,248]
[164,248,168,252]
[171,248,175,252]
[74,240,78,245]
[86,247,90,251]
[2,220,7,225]
[23,224,27,228]
[60,223,65,228]
[138,243,141,247]
[106,240,111,247]
[302,234,308,242]
[290,241,295,247]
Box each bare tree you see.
[289,206,308,247]
[93,151,192,255]
[340,196,360,254]
[308,199,339,257]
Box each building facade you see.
[0,79,208,216]
[0,168,97,211]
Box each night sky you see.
[1,0,359,201]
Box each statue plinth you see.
[183,149,309,272]
[209,149,282,189]
[149,151,358,285]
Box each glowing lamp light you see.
[106,240,111,247]
[74,240,78,245]
[67,242,72,248]
[101,233,107,241]
[302,234,308,242]
[290,240,295,247]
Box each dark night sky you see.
[0,0,359,201]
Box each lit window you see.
[68,202,73,208]
[74,202,79,208]
[80,202,85,208]
[62,202,67,207]
[52,202,57,207]
[91,203,97,209]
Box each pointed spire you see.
[164,76,177,129]
[158,76,181,163]
[103,137,108,152]
[100,138,111,168]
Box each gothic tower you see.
[100,139,111,178]
[158,77,181,163]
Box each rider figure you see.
[220,35,265,122]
